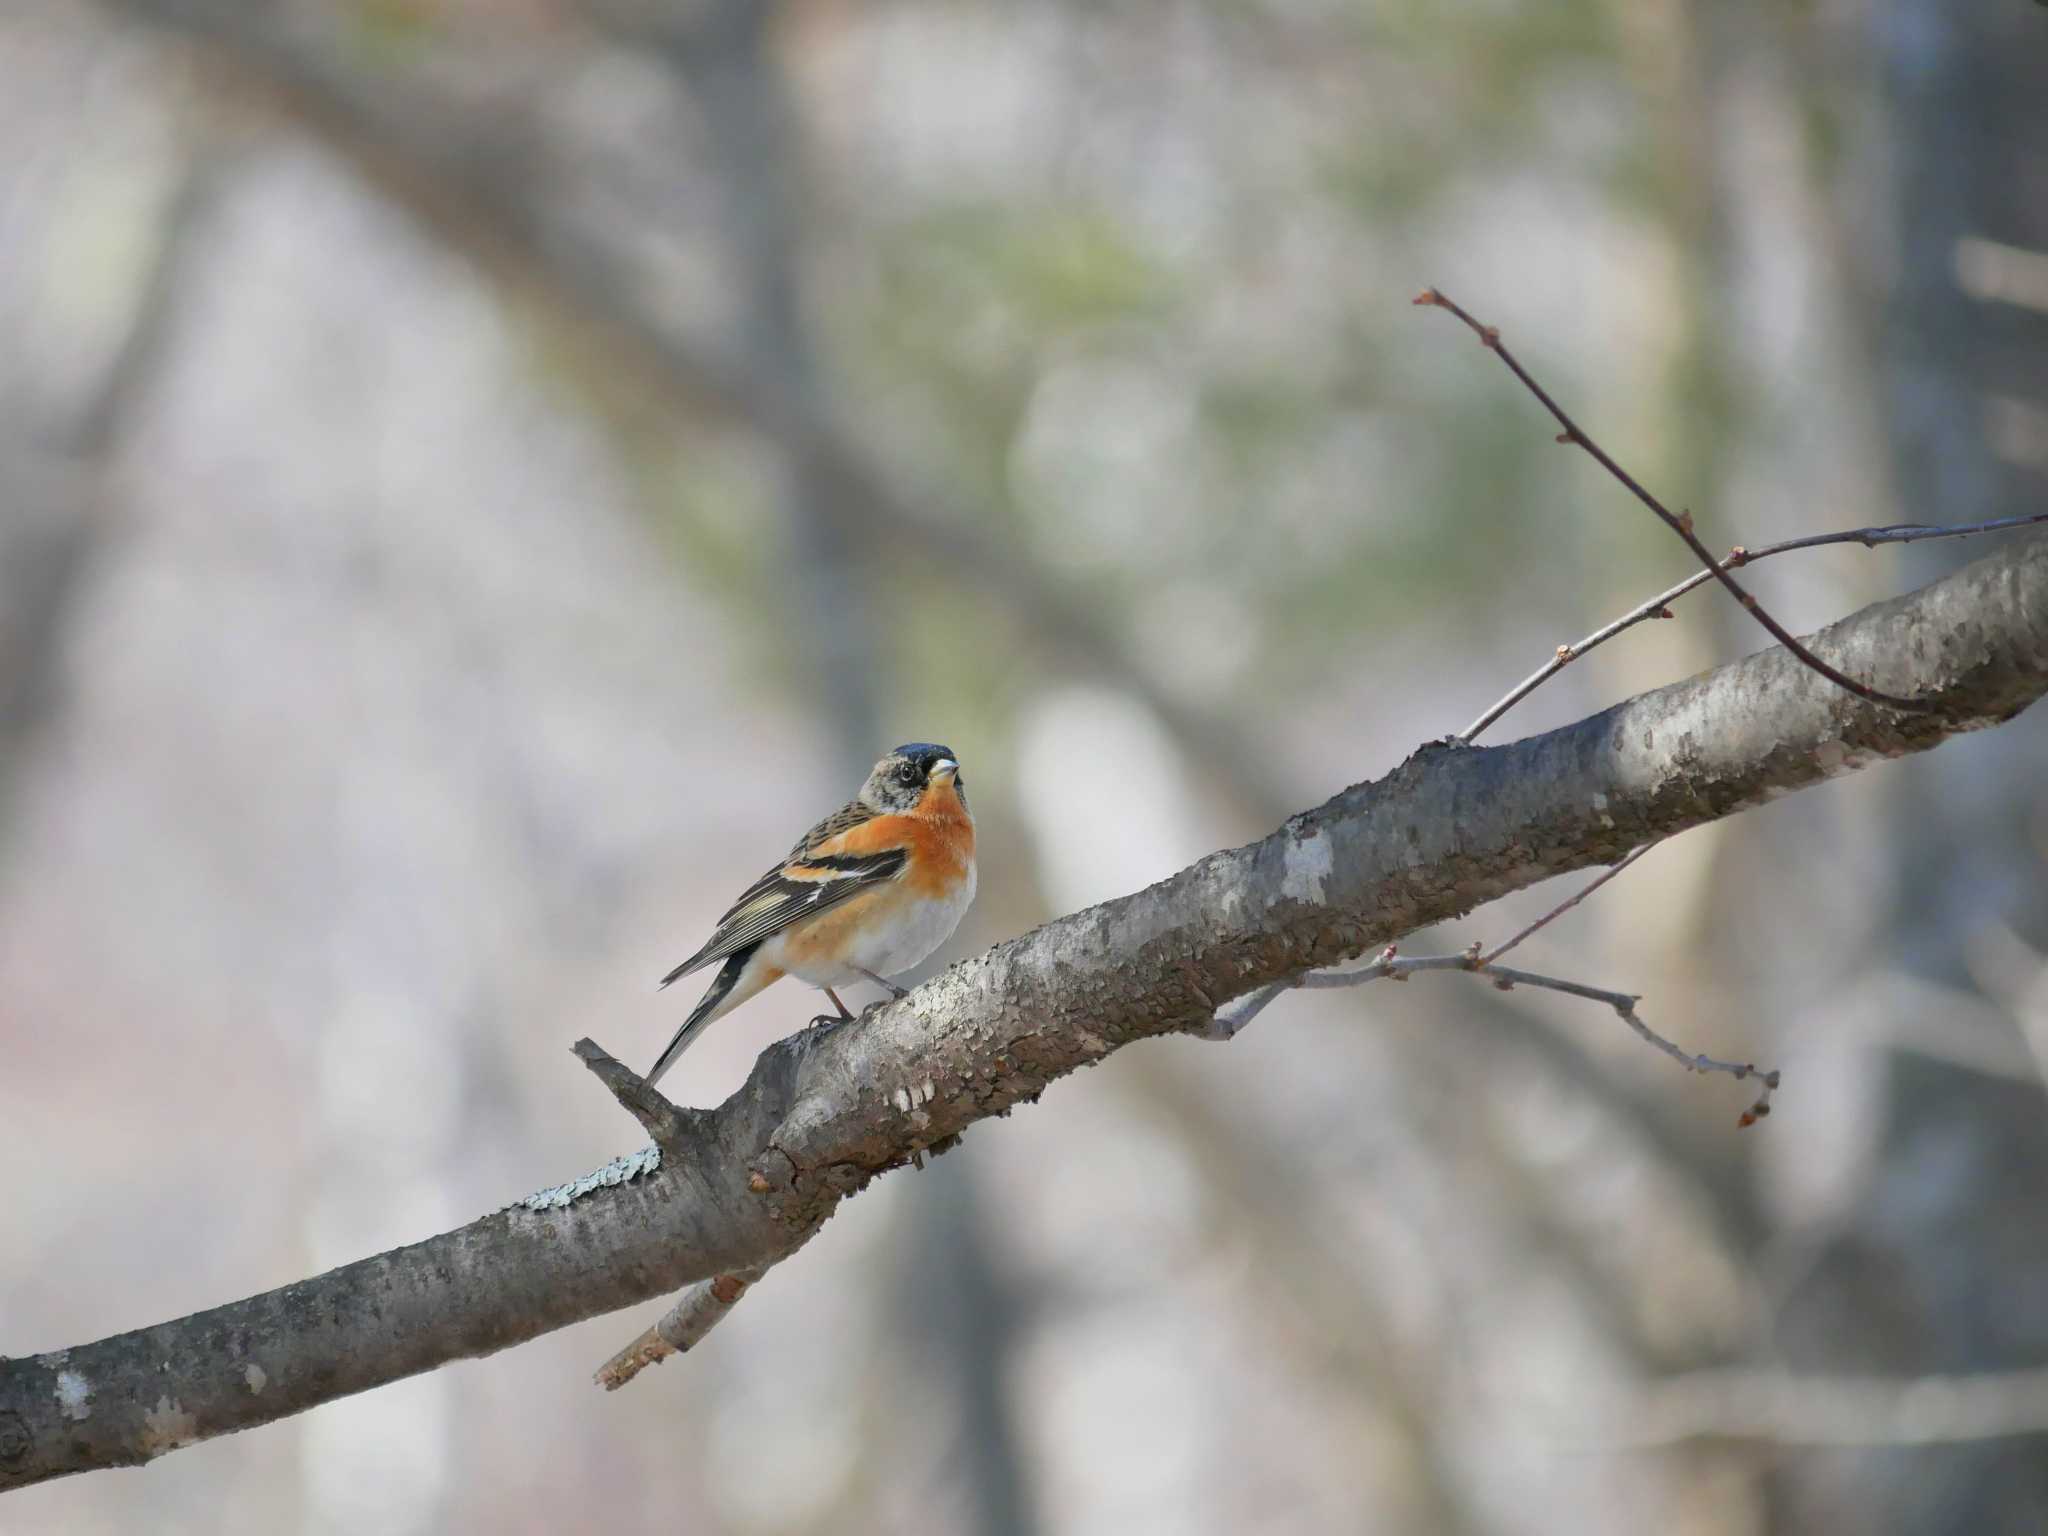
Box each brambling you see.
[648,743,977,1087]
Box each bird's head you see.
[861,742,967,815]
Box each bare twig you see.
[1461,512,2048,741]
[1478,842,1658,965]
[1209,941,1778,1127]
[595,1268,767,1390]
[1724,514,2048,562]
[1416,287,1936,714]
[1203,836,1763,1109]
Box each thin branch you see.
[1460,512,2048,742]
[1726,513,2048,562]
[1208,946,1778,1126]
[595,1268,767,1391]
[1416,287,1937,714]
[1478,842,1658,965]
[1205,840,1773,1117]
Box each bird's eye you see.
[895,761,919,786]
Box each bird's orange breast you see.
[907,779,975,896]
[817,783,974,898]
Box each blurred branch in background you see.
[881,1157,1041,1536]
[1128,1059,1491,1536]
[620,0,878,775]
[0,141,225,825]
[5,534,2043,1491]
[104,0,1293,825]
[1585,1364,2048,1450]
[1814,6,2048,1525]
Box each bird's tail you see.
[648,947,772,1087]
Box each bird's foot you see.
[855,967,910,1000]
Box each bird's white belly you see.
[770,865,976,989]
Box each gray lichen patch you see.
[1279,829,1334,904]
[515,1145,662,1211]
[54,1371,90,1421]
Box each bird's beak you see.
[932,759,959,780]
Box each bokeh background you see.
[4,1,2046,1532]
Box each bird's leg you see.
[809,986,857,1030]
[855,968,910,1015]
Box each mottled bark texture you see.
[4,534,2045,1491]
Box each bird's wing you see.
[658,802,908,988]
[782,799,883,860]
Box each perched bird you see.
[648,743,977,1087]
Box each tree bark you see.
[3,533,2045,1492]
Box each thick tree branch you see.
[3,535,2044,1490]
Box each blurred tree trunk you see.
[0,147,221,838]
[632,6,1039,1527]
[1766,4,2048,1530]
[646,0,878,780]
